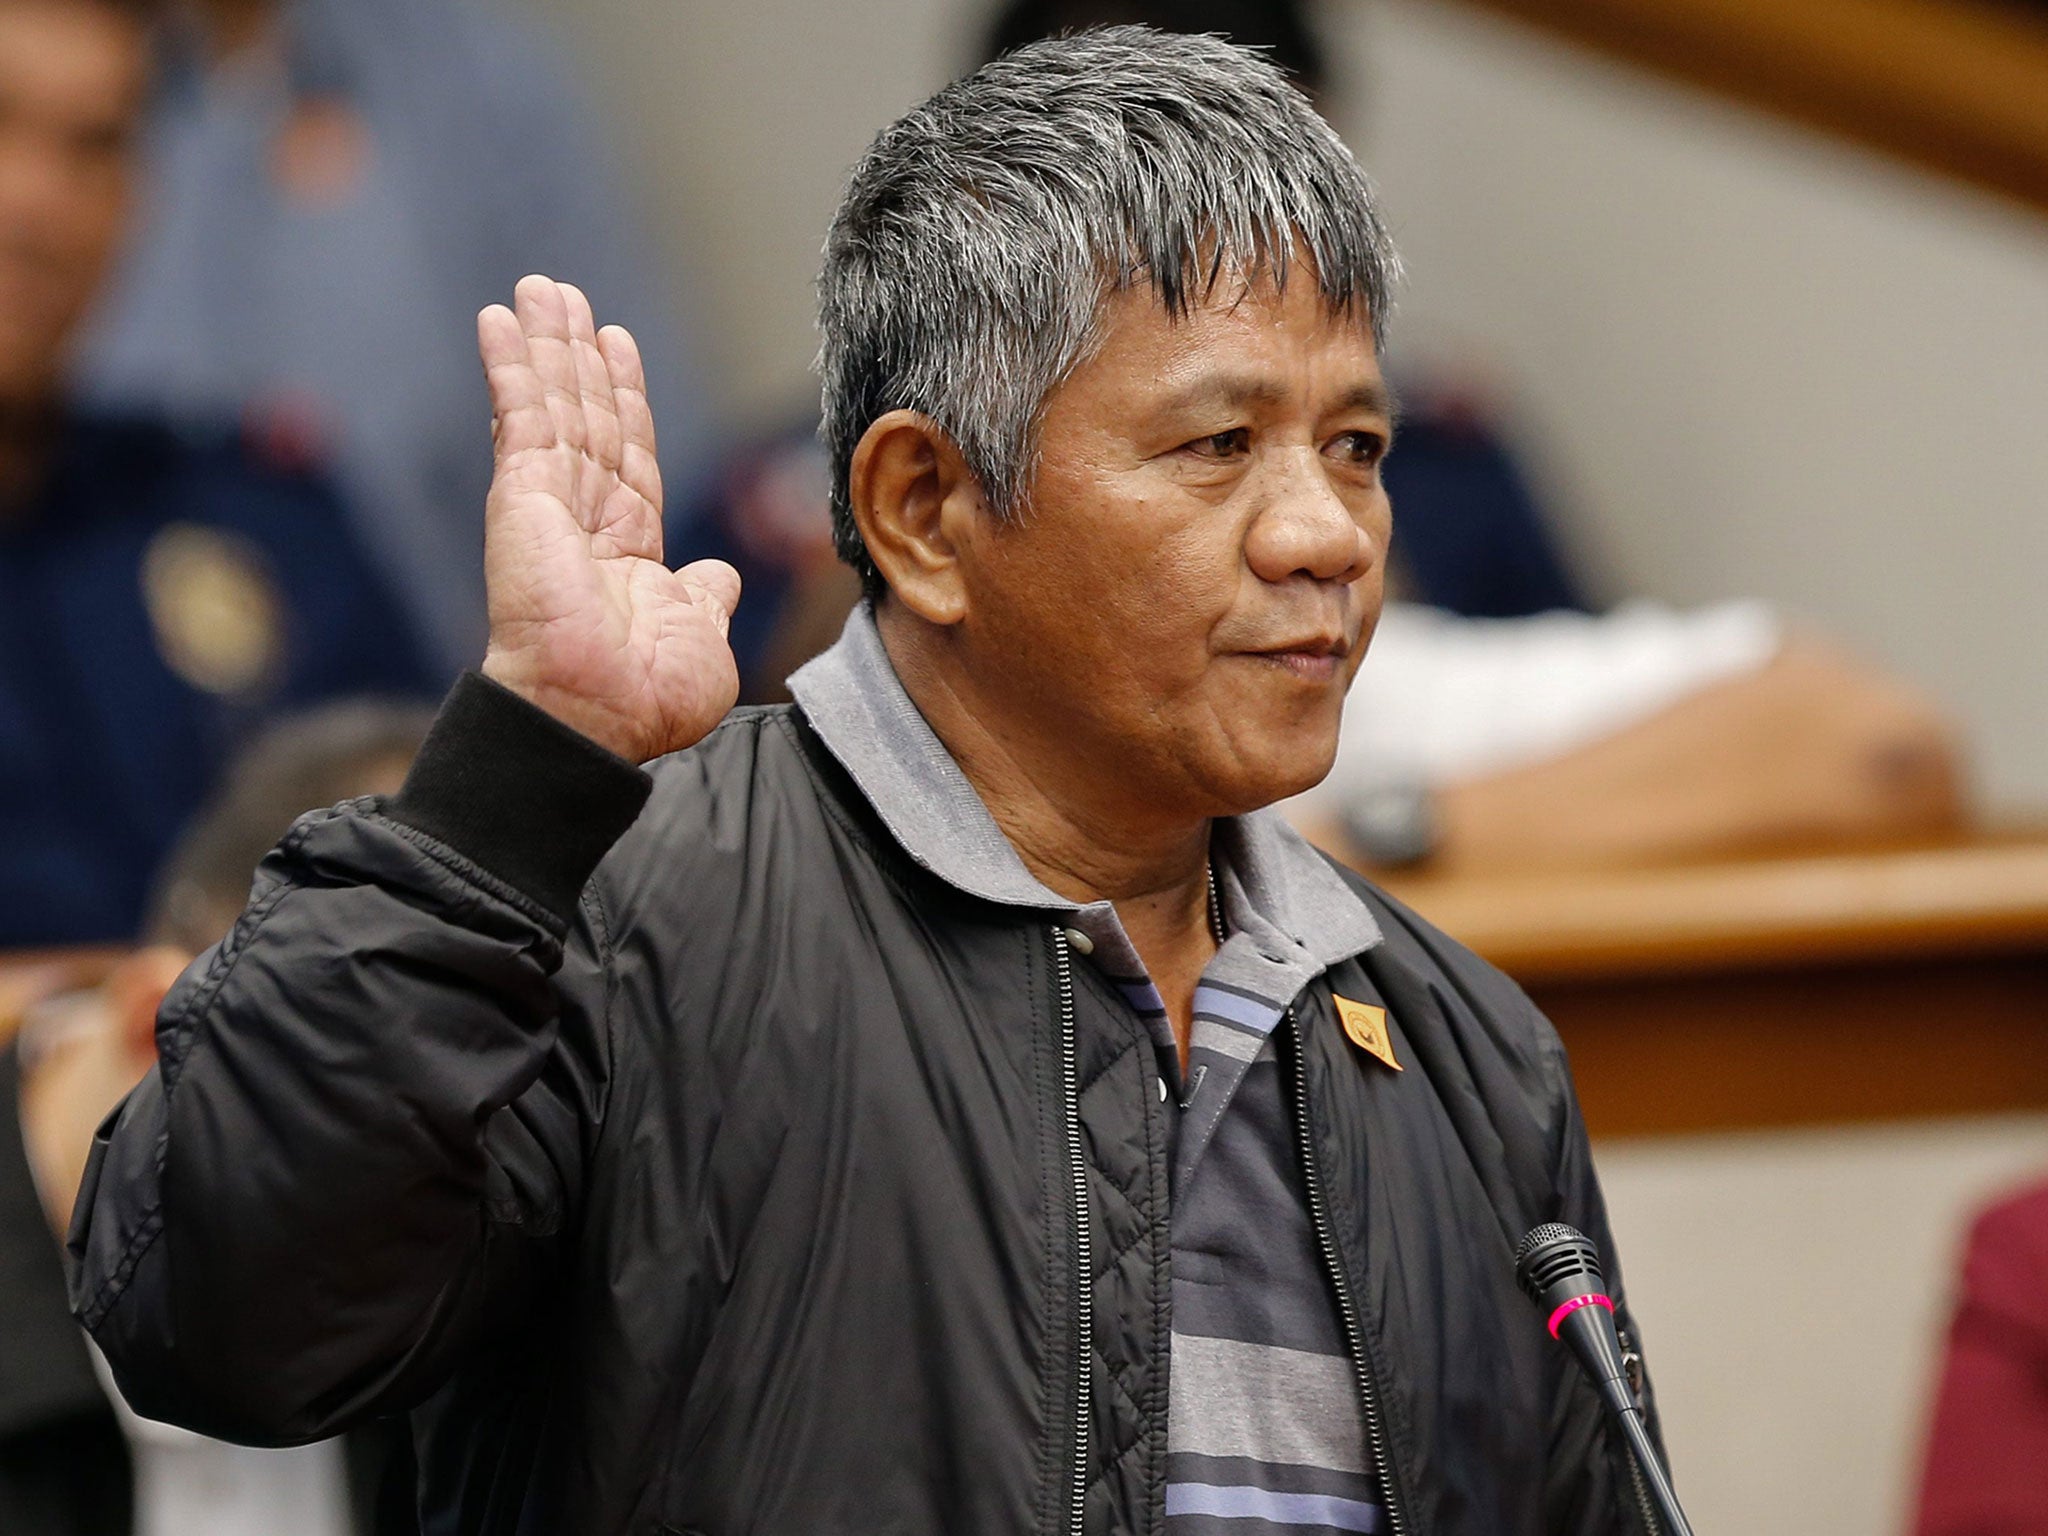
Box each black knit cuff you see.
[388,672,652,922]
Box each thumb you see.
[677,559,743,636]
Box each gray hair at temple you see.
[815,24,1401,599]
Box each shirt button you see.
[1062,927,1095,956]
[1158,1077,1170,1103]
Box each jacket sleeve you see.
[1538,1026,1669,1536]
[66,673,651,1445]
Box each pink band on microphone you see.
[1547,1293,1615,1338]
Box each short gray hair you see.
[816,24,1399,598]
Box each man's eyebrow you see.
[1339,378,1404,431]
[1150,374,1403,426]
[1151,376,1289,416]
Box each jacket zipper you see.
[1052,929,1091,1536]
[1286,1006,1413,1536]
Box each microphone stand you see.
[1609,1396,1692,1536]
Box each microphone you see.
[1514,1223,1695,1536]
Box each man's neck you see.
[878,607,1219,1063]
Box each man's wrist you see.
[479,649,652,766]
[388,671,653,922]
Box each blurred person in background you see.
[0,0,436,948]
[1913,1176,2048,1536]
[71,0,716,675]
[3,699,430,1536]
[1291,604,1963,873]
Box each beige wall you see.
[1598,1116,2048,1534]
[540,0,965,422]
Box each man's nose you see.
[1242,448,1378,586]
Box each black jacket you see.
[70,676,1662,1536]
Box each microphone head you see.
[1514,1222,1607,1312]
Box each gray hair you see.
[816,24,1399,598]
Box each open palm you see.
[477,275,740,764]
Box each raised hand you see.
[476,275,740,764]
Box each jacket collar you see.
[788,604,1380,977]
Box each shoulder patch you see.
[141,522,284,697]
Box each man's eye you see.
[1188,428,1250,458]
[1332,431,1389,466]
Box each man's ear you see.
[848,410,988,625]
[107,945,193,1073]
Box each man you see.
[6,700,431,1535]
[0,0,435,946]
[73,30,1665,1535]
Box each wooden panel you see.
[1450,0,2048,213]
[1378,838,2048,985]
[1378,835,2048,1135]
[1536,950,2048,1137]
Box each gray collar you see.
[787,605,1381,981]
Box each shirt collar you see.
[787,604,1381,977]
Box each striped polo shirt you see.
[1081,840,1384,1536]
[790,606,1388,1536]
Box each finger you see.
[560,283,624,482]
[676,558,743,638]
[597,324,663,515]
[477,304,556,459]
[513,274,587,455]
[477,302,527,373]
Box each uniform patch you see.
[141,522,284,698]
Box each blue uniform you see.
[0,414,437,946]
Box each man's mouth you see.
[1243,635,1350,682]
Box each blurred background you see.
[6,0,2048,1532]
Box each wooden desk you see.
[1377,838,2048,1138]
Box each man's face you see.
[0,0,149,406]
[952,272,1393,822]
